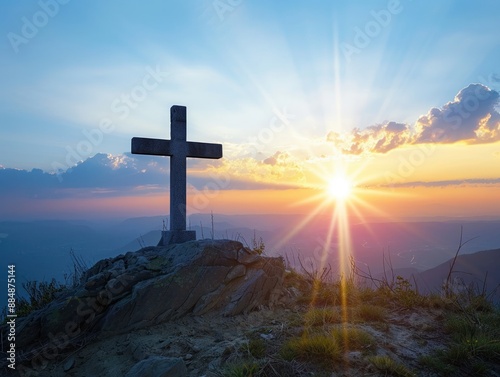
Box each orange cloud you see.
[202,151,306,189]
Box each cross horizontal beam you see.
[131,137,222,159]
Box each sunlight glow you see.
[327,175,353,201]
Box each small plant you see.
[368,355,415,377]
[65,248,89,288]
[251,231,265,255]
[394,275,422,309]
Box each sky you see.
[1,0,500,221]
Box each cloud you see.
[0,151,305,209]
[376,177,500,189]
[328,84,500,154]
[328,121,412,155]
[415,84,500,143]
[209,151,306,189]
[0,153,170,200]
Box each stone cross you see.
[131,105,223,245]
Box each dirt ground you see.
[27,304,459,377]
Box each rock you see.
[124,356,187,377]
[8,240,285,359]
[63,356,75,372]
[128,340,149,361]
[347,351,363,362]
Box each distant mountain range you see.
[417,248,500,297]
[1,215,499,307]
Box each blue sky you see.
[2,0,499,170]
[1,0,499,220]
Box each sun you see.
[327,175,353,201]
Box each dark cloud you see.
[0,153,297,207]
[0,153,171,199]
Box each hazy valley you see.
[1,214,499,308]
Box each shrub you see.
[16,278,66,318]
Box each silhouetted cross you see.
[131,105,223,245]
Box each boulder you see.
[5,240,284,360]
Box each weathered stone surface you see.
[125,356,187,377]
[10,240,285,357]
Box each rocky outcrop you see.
[7,240,284,362]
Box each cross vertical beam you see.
[170,106,188,233]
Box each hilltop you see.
[1,239,500,376]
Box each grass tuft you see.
[368,355,415,377]
[354,304,387,322]
[281,334,342,366]
[246,338,266,359]
[304,307,342,327]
